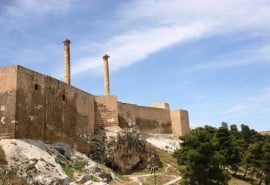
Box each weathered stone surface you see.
[0,139,112,185]
[89,126,161,174]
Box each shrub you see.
[63,166,74,179]
[74,161,85,171]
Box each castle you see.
[0,39,190,154]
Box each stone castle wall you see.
[0,66,17,139]
[0,65,190,154]
[118,102,172,134]
[1,66,96,153]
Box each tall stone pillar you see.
[103,54,110,95]
[63,39,71,85]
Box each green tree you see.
[174,126,229,185]
[229,124,246,162]
[215,126,241,173]
[229,124,241,140]
[242,141,264,179]
[241,124,251,146]
[259,140,270,185]
[240,124,262,145]
[221,122,228,129]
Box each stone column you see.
[103,54,110,95]
[63,39,71,85]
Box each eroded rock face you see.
[89,126,161,174]
[0,139,112,185]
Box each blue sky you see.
[0,0,270,131]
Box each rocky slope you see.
[0,139,112,185]
[0,126,176,184]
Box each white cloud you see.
[186,44,270,72]
[223,105,244,114]
[2,0,270,76]
[73,22,213,75]
[119,0,270,30]
[71,0,270,75]
[72,56,101,75]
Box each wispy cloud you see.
[71,0,270,75]
[119,0,270,30]
[186,44,270,72]
[222,87,270,116]
[72,22,213,75]
[1,0,270,76]
[223,105,244,115]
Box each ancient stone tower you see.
[63,39,71,84]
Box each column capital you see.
[103,54,110,60]
[63,39,71,46]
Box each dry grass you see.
[156,148,180,176]
[110,173,131,185]
[139,175,176,185]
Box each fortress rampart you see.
[0,65,190,154]
[0,39,190,154]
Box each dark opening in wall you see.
[34,84,38,91]
[63,94,66,101]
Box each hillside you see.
[0,132,182,185]
[0,137,256,185]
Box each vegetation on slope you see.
[111,147,181,185]
[173,123,270,185]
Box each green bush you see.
[63,166,75,179]
[74,161,85,171]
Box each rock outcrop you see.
[89,126,161,174]
[0,139,112,185]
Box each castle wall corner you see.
[170,109,190,138]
